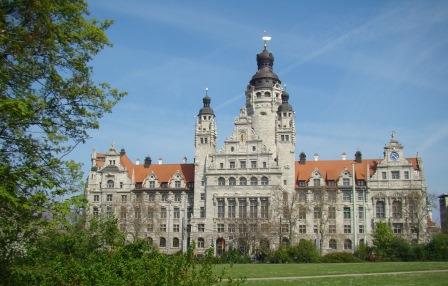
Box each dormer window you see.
[149,181,155,188]
[298,180,306,187]
[313,179,320,187]
[175,181,181,188]
[356,180,365,186]
[327,180,336,187]
[342,178,350,186]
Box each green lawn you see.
[215,261,448,279]
[242,272,448,286]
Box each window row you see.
[217,176,269,186]
[217,198,269,219]
[296,190,366,202]
[376,200,404,219]
[381,170,410,180]
[298,178,366,187]
[219,160,268,169]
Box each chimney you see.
[144,156,152,168]
[341,152,347,160]
[120,148,126,156]
[355,150,362,163]
[182,156,187,163]
[299,152,306,164]
[313,153,319,161]
[135,158,140,165]
[158,158,163,165]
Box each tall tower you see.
[246,40,283,158]
[276,89,296,191]
[193,90,217,217]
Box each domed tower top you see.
[198,88,214,116]
[278,88,293,113]
[250,34,281,89]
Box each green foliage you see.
[287,240,320,263]
[425,233,448,261]
[216,248,251,264]
[10,217,243,286]
[0,0,125,280]
[354,242,374,261]
[270,246,292,263]
[320,252,362,263]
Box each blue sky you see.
[73,0,448,220]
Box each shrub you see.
[354,242,374,261]
[288,240,320,263]
[269,246,291,263]
[425,233,448,261]
[321,252,362,263]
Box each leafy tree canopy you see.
[0,0,125,279]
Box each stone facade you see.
[85,44,430,255]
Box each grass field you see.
[215,262,448,285]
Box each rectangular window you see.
[173,224,179,232]
[121,195,127,203]
[218,223,224,233]
[174,193,181,202]
[220,162,224,169]
[251,161,257,169]
[327,180,336,187]
[174,207,180,219]
[314,225,318,234]
[228,199,236,218]
[357,191,364,201]
[147,208,153,219]
[314,191,322,201]
[198,224,205,232]
[229,161,235,169]
[298,181,306,187]
[391,171,400,179]
[136,193,142,202]
[314,207,322,219]
[147,224,153,232]
[200,207,205,218]
[217,199,225,218]
[281,224,289,233]
[358,206,364,220]
[343,207,351,219]
[343,191,351,202]
[299,207,306,219]
[107,194,113,202]
[148,193,155,201]
[329,225,336,234]
[250,224,257,233]
[404,171,410,179]
[314,179,320,187]
[149,181,155,188]
[356,180,365,186]
[239,199,247,219]
[260,199,269,218]
[250,199,258,219]
[239,224,247,234]
[343,178,350,186]
[328,191,336,202]
[382,172,387,179]
[299,225,306,234]
[134,207,141,219]
[262,162,267,168]
[240,160,246,169]
[359,225,365,234]
[328,206,336,219]
[228,224,235,233]
[160,182,168,188]
[94,195,99,202]
[393,223,403,234]
[160,224,166,232]
[200,193,205,201]
[120,182,123,188]
[120,207,126,219]
[161,193,168,201]
[344,225,351,234]
[299,190,307,201]
[175,181,181,188]
[161,207,167,219]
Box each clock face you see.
[390,151,399,161]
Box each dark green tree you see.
[0,0,125,280]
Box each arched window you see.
[172,237,179,248]
[329,239,337,249]
[160,237,166,247]
[281,237,290,246]
[250,177,258,186]
[218,177,225,186]
[107,180,114,188]
[239,177,247,186]
[392,200,402,218]
[344,239,352,250]
[376,201,385,218]
[198,237,205,248]
[229,177,236,186]
[261,176,269,185]
[147,237,153,245]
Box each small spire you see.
[262,31,271,50]
[205,87,208,96]
[391,130,396,139]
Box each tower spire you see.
[262,31,271,50]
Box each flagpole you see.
[352,163,357,250]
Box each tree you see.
[372,221,394,259]
[272,189,301,244]
[404,191,430,243]
[0,0,125,280]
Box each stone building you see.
[85,41,430,255]
[440,194,448,233]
